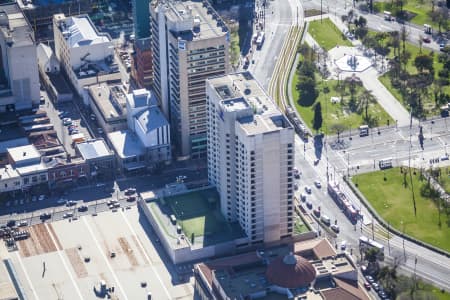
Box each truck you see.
[256,31,265,49]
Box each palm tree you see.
[378,266,398,299]
[357,90,376,121]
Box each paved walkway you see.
[303,14,416,127]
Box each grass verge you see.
[353,167,450,252]
[308,18,352,51]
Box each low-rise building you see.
[37,43,60,73]
[195,238,370,300]
[0,164,21,194]
[47,157,88,189]
[53,13,121,95]
[107,89,171,173]
[6,144,48,192]
[75,139,114,180]
[88,83,128,133]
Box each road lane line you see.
[44,223,83,299]
[119,210,172,299]
[82,217,129,300]
[14,252,40,300]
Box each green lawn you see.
[373,0,449,30]
[294,217,309,234]
[165,189,221,237]
[291,73,393,134]
[380,41,450,117]
[353,168,450,252]
[308,18,352,51]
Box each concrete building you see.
[37,43,60,74]
[150,0,230,158]
[88,83,128,133]
[0,3,40,112]
[132,0,150,39]
[75,139,115,180]
[206,72,295,243]
[6,144,48,192]
[108,89,171,173]
[53,13,121,95]
[131,37,153,89]
[195,238,370,300]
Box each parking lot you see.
[6,206,194,300]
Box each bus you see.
[359,236,385,260]
[379,158,393,170]
[424,24,432,34]
[256,32,265,49]
[359,125,369,137]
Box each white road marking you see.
[82,217,129,300]
[14,252,40,300]
[119,210,172,299]
[44,223,83,300]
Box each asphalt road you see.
[248,0,301,89]
[297,123,450,289]
[302,0,447,51]
[0,165,208,225]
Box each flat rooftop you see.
[58,14,111,48]
[1,206,194,300]
[7,144,40,162]
[0,164,19,180]
[164,0,227,40]
[144,187,246,248]
[107,130,144,159]
[89,84,127,120]
[76,139,112,160]
[0,3,35,47]
[209,72,293,136]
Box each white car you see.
[38,195,46,201]
[63,213,74,219]
[304,186,312,194]
[314,180,322,188]
[340,240,347,250]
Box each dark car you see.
[6,220,16,227]
[422,36,431,43]
[125,188,136,196]
[40,212,51,220]
[78,205,88,212]
[126,196,136,202]
[364,282,371,290]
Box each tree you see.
[330,123,346,142]
[414,54,434,74]
[378,266,398,299]
[358,90,377,121]
[313,102,323,132]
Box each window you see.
[23,178,29,185]
[32,176,38,183]
[40,174,47,181]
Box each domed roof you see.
[266,253,316,288]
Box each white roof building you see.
[37,43,60,73]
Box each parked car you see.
[340,240,347,250]
[78,205,88,212]
[66,200,76,207]
[372,282,380,292]
[18,221,28,227]
[69,130,80,135]
[40,212,51,220]
[306,201,313,209]
[6,220,16,227]
[314,180,322,188]
[331,224,340,233]
[422,36,431,43]
[365,275,374,284]
[58,111,68,118]
[364,282,371,290]
[294,183,299,190]
[126,196,136,202]
[125,188,136,195]
[63,118,72,126]
[300,193,306,202]
[63,213,73,219]
[304,186,312,194]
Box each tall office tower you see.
[0,3,40,111]
[150,0,230,159]
[132,0,150,39]
[206,72,295,243]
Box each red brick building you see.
[131,37,153,89]
[47,158,89,190]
